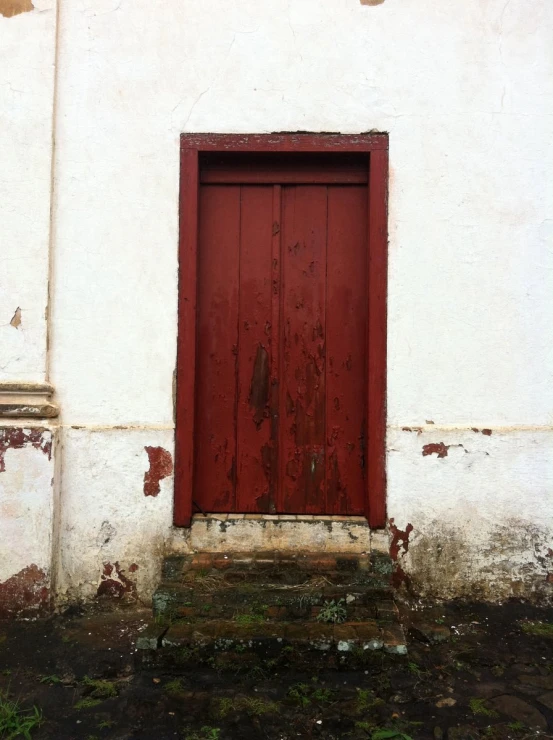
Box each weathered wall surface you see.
[1,0,552,608]
[55,427,178,603]
[387,427,553,601]
[0,427,57,617]
[0,0,56,382]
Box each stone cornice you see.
[0,382,59,419]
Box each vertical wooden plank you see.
[235,186,274,512]
[269,185,282,512]
[367,149,388,527]
[174,147,198,526]
[326,186,368,515]
[194,185,240,512]
[279,186,327,513]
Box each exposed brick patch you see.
[143,446,173,497]
[0,565,49,619]
[0,428,52,473]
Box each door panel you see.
[195,174,368,515]
[279,186,328,513]
[235,186,274,512]
[195,186,240,511]
[325,186,367,515]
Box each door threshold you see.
[187,513,389,554]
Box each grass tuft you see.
[0,691,42,739]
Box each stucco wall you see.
[1,0,552,606]
[0,0,56,381]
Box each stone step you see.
[153,582,396,622]
[162,551,393,584]
[136,618,408,672]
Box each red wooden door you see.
[194,154,368,516]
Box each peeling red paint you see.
[481,428,492,436]
[389,518,414,561]
[392,563,411,590]
[389,519,414,592]
[422,442,450,458]
[97,562,137,599]
[248,344,269,429]
[143,446,173,497]
[129,563,139,572]
[0,565,49,619]
[0,428,52,473]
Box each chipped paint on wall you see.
[0,0,33,18]
[9,307,21,329]
[0,427,56,613]
[97,561,137,600]
[143,446,173,497]
[0,0,551,610]
[56,428,181,605]
[0,427,52,472]
[388,427,553,602]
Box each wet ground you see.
[1,600,553,739]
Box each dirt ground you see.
[1,600,553,739]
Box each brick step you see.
[162,551,393,587]
[153,582,396,622]
[136,619,407,671]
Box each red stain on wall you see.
[389,518,414,561]
[97,562,137,599]
[0,428,52,473]
[143,446,173,497]
[0,565,49,618]
[388,519,414,591]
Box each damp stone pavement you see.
[1,600,553,739]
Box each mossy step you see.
[153,583,397,623]
[162,551,393,582]
[137,619,407,659]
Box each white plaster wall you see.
[56,427,179,602]
[0,427,56,583]
[46,0,553,601]
[0,1,57,382]
[387,427,553,599]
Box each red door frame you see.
[174,133,389,528]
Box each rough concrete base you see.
[187,514,389,554]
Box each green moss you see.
[164,679,186,697]
[214,696,278,718]
[233,612,265,626]
[82,676,118,699]
[183,727,221,740]
[74,697,102,710]
[469,698,498,717]
[288,680,335,707]
[520,621,553,638]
